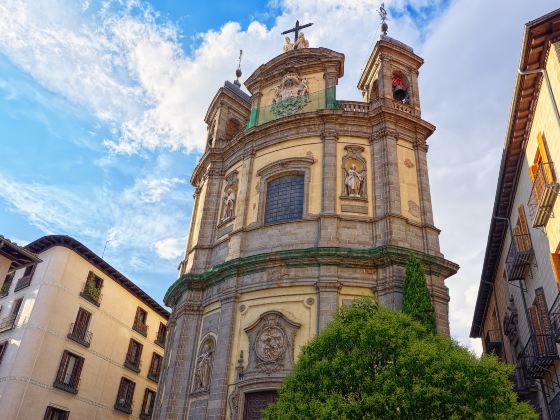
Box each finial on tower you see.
[378,3,388,35]
[234,49,243,87]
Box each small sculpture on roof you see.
[283,36,294,52]
[294,32,309,49]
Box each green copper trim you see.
[164,246,458,307]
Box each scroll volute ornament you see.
[244,311,300,375]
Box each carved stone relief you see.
[220,171,239,224]
[192,336,216,394]
[244,311,300,375]
[408,200,420,218]
[270,72,310,118]
[341,145,367,201]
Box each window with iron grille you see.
[264,175,305,224]
[140,388,156,419]
[68,308,92,347]
[148,352,163,382]
[115,377,135,414]
[0,341,7,365]
[124,339,143,372]
[53,350,84,394]
[0,269,14,297]
[14,264,36,292]
[43,406,70,420]
[155,322,166,348]
[133,307,148,336]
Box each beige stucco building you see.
[470,8,560,419]
[156,26,458,420]
[0,235,169,420]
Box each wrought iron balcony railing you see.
[521,333,558,379]
[53,375,80,394]
[0,314,17,333]
[549,293,560,342]
[550,390,560,420]
[124,358,141,373]
[505,232,533,281]
[14,275,32,292]
[132,321,148,337]
[114,399,133,414]
[67,322,93,348]
[484,329,503,354]
[154,337,165,349]
[79,282,103,307]
[528,162,560,228]
[512,365,538,396]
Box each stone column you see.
[206,292,237,420]
[319,128,338,247]
[236,149,255,258]
[371,128,401,245]
[160,293,203,420]
[316,265,340,331]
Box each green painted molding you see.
[164,245,459,307]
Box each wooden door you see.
[243,391,278,420]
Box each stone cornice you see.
[164,246,459,307]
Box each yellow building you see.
[470,8,560,419]
[0,235,169,420]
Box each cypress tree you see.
[402,255,436,334]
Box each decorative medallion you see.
[256,326,287,362]
[404,158,414,168]
[270,72,310,118]
[408,200,420,218]
[244,311,301,376]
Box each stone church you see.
[155,26,458,420]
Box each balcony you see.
[484,329,503,354]
[528,162,560,228]
[79,282,102,307]
[14,275,32,292]
[147,370,160,383]
[132,321,148,337]
[505,232,533,281]
[114,400,133,414]
[154,337,165,349]
[0,314,17,333]
[512,365,538,396]
[520,333,558,379]
[124,358,141,373]
[67,322,92,348]
[550,391,560,420]
[53,376,80,394]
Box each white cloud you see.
[1,0,557,354]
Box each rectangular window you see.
[0,297,22,332]
[148,353,163,382]
[0,341,8,365]
[265,175,305,224]
[140,388,156,419]
[124,339,143,372]
[155,323,167,348]
[552,243,560,287]
[0,268,14,297]
[14,264,36,292]
[133,307,148,336]
[43,406,70,420]
[53,350,84,394]
[80,271,103,306]
[115,377,135,414]
[68,308,92,347]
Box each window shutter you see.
[126,339,134,361]
[56,351,69,382]
[73,356,84,386]
[137,342,143,362]
[0,342,7,364]
[534,287,553,335]
[76,308,91,331]
[127,380,136,403]
[11,298,23,317]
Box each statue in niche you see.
[222,187,236,220]
[345,164,365,197]
[193,339,214,392]
[283,36,294,52]
[294,32,309,49]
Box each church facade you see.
[155,31,458,420]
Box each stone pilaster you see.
[319,128,338,247]
[161,294,203,420]
[371,128,401,245]
[236,149,255,259]
[206,292,238,420]
[316,265,341,331]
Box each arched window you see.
[264,175,305,224]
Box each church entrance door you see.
[243,390,278,420]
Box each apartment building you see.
[0,235,169,419]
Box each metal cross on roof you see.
[281,20,313,43]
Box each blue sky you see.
[0,0,555,352]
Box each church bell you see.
[393,84,407,101]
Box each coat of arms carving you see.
[270,72,310,118]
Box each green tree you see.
[263,299,536,420]
[402,255,436,334]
